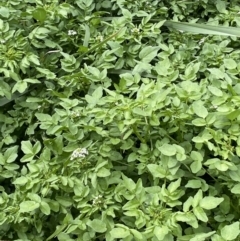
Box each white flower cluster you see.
[70,148,88,160]
[68,30,77,36]
[96,35,103,42]
[92,195,103,205]
[71,111,80,118]
[131,27,140,34]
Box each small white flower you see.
[71,111,80,118]
[70,147,88,160]
[92,195,103,205]
[0,40,5,44]
[131,27,140,34]
[96,35,104,42]
[68,30,77,36]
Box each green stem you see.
[112,159,130,166]
[165,133,179,144]
[77,28,123,65]
[132,125,146,143]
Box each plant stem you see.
[132,125,146,143]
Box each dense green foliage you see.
[2,0,240,240]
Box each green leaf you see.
[185,180,202,189]
[44,136,63,155]
[206,114,216,125]
[227,110,240,121]
[83,24,90,47]
[122,174,136,192]
[192,190,203,208]
[127,152,138,162]
[155,58,171,76]
[192,136,204,143]
[132,61,152,75]
[192,100,208,118]
[110,228,130,238]
[220,195,231,214]
[4,146,18,163]
[190,231,216,241]
[190,151,203,162]
[168,178,181,193]
[193,206,208,222]
[20,201,40,213]
[21,153,34,163]
[216,0,228,14]
[154,226,169,240]
[32,8,47,22]
[55,196,72,207]
[215,162,229,171]
[78,28,123,63]
[57,233,71,240]
[175,212,198,228]
[133,107,152,116]
[124,206,140,214]
[199,196,223,210]
[158,144,176,156]
[85,86,103,107]
[21,141,33,154]
[233,83,240,94]
[190,160,202,173]
[12,81,28,94]
[36,67,56,79]
[231,183,240,194]
[97,167,111,177]
[35,113,52,122]
[224,59,237,69]
[192,118,206,126]
[130,229,143,240]
[28,54,40,65]
[207,68,225,78]
[147,164,166,178]
[164,21,240,36]
[32,141,41,155]
[0,7,9,18]
[221,222,240,240]
[34,27,51,39]
[24,78,41,84]
[87,219,107,233]
[46,224,67,241]
[184,62,200,79]
[13,176,28,185]
[183,197,193,212]
[139,46,160,63]
[208,86,223,96]
[40,201,51,215]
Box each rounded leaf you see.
[20,201,40,213]
[87,219,107,233]
[221,222,240,240]
[200,196,223,210]
[158,144,176,156]
[40,201,51,215]
[110,228,130,238]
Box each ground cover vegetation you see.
[1,0,240,240]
